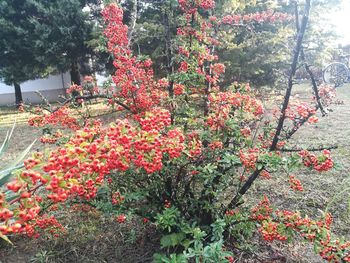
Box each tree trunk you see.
[70,61,81,85]
[14,82,23,106]
[128,0,138,44]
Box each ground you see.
[0,83,349,262]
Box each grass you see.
[0,206,160,263]
[246,83,350,262]
[0,83,350,262]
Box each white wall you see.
[96,73,109,87]
[0,73,71,106]
[0,72,111,106]
[0,73,71,94]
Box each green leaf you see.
[4,139,37,170]
[5,190,19,203]
[160,232,186,248]
[0,232,13,245]
[0,120,16,158]
[0,139,36,187]
[96,185,110,197]
[153,253,187,263]
[0,164,23,187]
[256,163,264,170]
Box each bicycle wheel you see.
[323,62,349,87]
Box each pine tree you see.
[0,0,101,105]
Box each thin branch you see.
[295,2,326,116]
[227,0,312,209]
[270,0,311,151]
[9,183,44,205]
[284,106,318,140]
[34,91,53,112]
[280,144,338,152]
[52,94,132,113]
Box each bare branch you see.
[295,2,326,116]
[128,0,138,44]
[280,144,338,152]
[227,0,312,209]
[52,94,132,113]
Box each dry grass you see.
[246,83,350,262]
[0,207,160,263]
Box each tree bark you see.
[14,82,23,106]
[70,61,81,85]
[162,2,175,123]
[128,0,138,44]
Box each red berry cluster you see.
[208,141,223,150]
[250,195,272,221]
[211,63,225,75]
[285,99,318,124]
[225,209,235,217]
[137,107,171,132]
[275,210,350,262]
[198,0,215,10]
[28,107,80,131]
[163,128,185,158]
[239,148,260,170]
[259,221,287,241]
[103,4,167,113]
[117,214,126,223]
[164,199,171,208]
[111,191,125,205]
[318,84,337,107]
[260,170,271,179]
[187,132,202,157]
[299,149,334,172]
[173,83,185,96]
[288,175,304,192]
[66,84,83,94]
[207,91,264,130]
[251,199,350,262]
[40,131,63,144]
[28,215,66,238]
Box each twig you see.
[281,144,338,152]
[284,106,318,140]
[9,183,44,205]
[295,2,326,116]
[52,94,132,113]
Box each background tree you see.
[29,0,102,85]
[123,0,341,89]
[295,0,341,80]
[0,0,51,105]
[121,0,295,87]
[0,0,101,105]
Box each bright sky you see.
[330,0,350,45]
